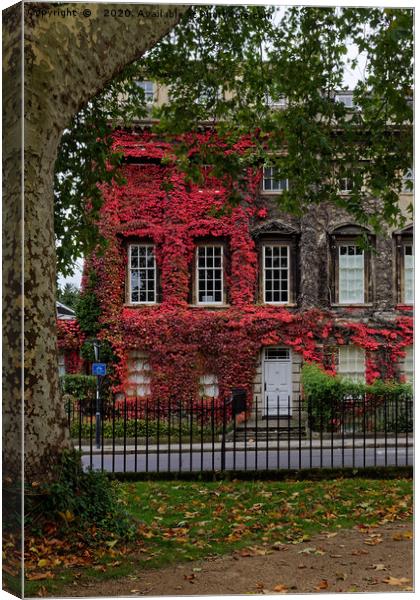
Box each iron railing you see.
[66,392,413,474]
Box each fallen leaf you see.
[325,532,338,538]
[315,579,329,591]
[27,571,54,581]
[105,540,118,549]
[383,576,410,586]
[272,583,288,593]
[372,564,387,571]
[298,547,316,554]
[37,585,47,597]
[364,537,383,546]
[37,559,49,568]
[393,531,413,541]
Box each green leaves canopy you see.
[55,6,413,276]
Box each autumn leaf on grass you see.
[58,510,75,524]
[383,576,411,586]
[272,583,288,593]
[314,580,328,591]
[37,585,48,597]
[37,559,49,568]
[27,571,54,581]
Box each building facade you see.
[58,127,413,424]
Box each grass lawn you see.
[12,477,412,597]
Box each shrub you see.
[61,374,96,404]
[25,450,136,542]
[302,363,413,433]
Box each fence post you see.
[221,396,227,472]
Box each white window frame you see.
[262,167,289,193]
[403,346,413,383]
[338,175,354,194]
[199,374,219,398]
[128,244,157,305]
[404,243,414,304]
[135,80,154,103]
[335,93,354,109]
[196,244,224,305]
[402,168,413,193]
[338,243,365,304]
[263,244,290,305]
[127,351,152,397]
[337,346,366,383]
[58,352,66,377]
[266,93,288,108]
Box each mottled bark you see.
[3,3,188,484]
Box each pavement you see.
[79,436,413,473]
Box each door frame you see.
[262,346,292,417]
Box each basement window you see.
[199,374,219,398]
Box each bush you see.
[61,374,96,404]
[25,450,136,542]
[70,417,222,441]
[302,363,413,433]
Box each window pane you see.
[404,245,414,304]
[264,245,289,303]
[403,346,413,383]
[338,245,364,304]
[263,167,288,192]
[338,346,365,383]
[130,245,156,303]
[197,245,224,304]
[127,351,152,397]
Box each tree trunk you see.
[3,3,189,485]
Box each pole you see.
[96,378,101,450]
[221,396,227,471]
[93,340,101,450]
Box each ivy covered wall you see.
[57,131,413,408]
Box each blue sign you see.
[92,362,107,376]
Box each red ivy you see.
[61,131,413,406]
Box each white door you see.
[263,348,292,416]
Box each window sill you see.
[262,303,297,308]
[188,304,231,309]
[260,190,286,196]
[124,303,159,308]
[331,303,373,308]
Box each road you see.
[82,445,413,473]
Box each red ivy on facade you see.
[58,131,413,406]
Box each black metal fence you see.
[66,391,413,474]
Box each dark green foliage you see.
[57,283,80,310]
[61,374,96,403]
[25,450,137,542]
[80,339,116,364]
[55,7,413,277]
[70,418,220,441]
[302,363,413,432]
[75,271,100,336]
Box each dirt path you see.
[62,521,413,596]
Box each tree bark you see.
[3,3,189,484]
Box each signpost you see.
[92,341,106,449]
